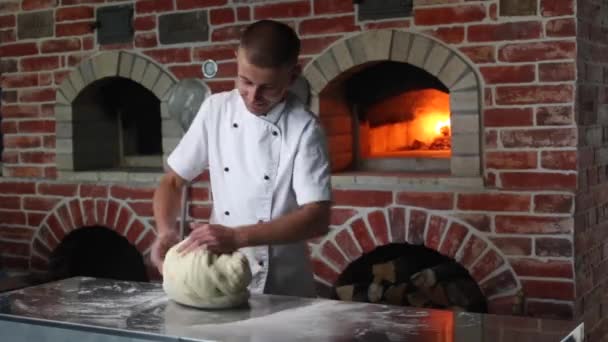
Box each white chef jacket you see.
[167,89,332,297]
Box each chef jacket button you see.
[233,123,238,128]
[272,131,278,136]
[224,167,229,172]
[224,211,230,216]
[264,175,269,180]
[258,260,264,267]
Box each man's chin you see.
[247,104,270,115]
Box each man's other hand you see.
[150,232,179,275]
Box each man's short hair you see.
[239,20,301,68]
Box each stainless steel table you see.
[0,277,578,342]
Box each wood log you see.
[336,283,371,302]
[384,283,407,306]
[407,290,430,307]
[372,261,396,283]
[368,281,384,303]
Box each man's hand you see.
[150,232,179,275]
[178,223,242,255]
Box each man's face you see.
[235,48,298,115]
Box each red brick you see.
[206,80,234,93]
[82,199,96,225]
[39,73,52,86]
[496,215,572,234]
[176,0,227,10]
[135,32,157,48]
[487,295,523,315]
[0,14,15,28]
[0,240,29,256]
[490,237,532,256]
[0,182,34,194]
[500,172,576,190]
[469,21,542,42]
[498,41,575,62]
[0,29,15,44]
[127,202,152,218]
[254,1,311,19]
[460,235,487,268]
[57,204,74,231]
[480,269,517,298]
[126,220,145,244]
[96,200,107,223]
[115,207,133,235]
[68,199,84,228]
[425,215,448,250]
[526,300,573,320]
[489,3,497,20]
[541,151,576,170]
[211,24,249,42]
[455,214,491,232]
[136,228,156,253]
[18,120,55,134]
[335,229,362,261]
[312,258,339,284]
[47,213,66,241]
[215,61,237,78]
[300,36,341,56]
[41,38,81,53]
[321,240,347,269]
[37,225,58,248]
[483,108,533,127]
[299,15,359,36]
[56,21,94,36]
[388,207,405,242]
[485,151,537,169]
[4,135,41,149]
[500,128,576,148]
[36,183,76,196]
[210,8,235,25]
[363,19,410,30]
[330,208,358,226]
[77,185,107,199]
[145,48,191,64]
[496,84,573,105]
[2,150,18,164]
[56,6,94,21]
[332,190,392,207]
[44,166,57,179]
[136,0,173,13]
[407,209,427,245]
[313,0,353,14]
[0,2,19,13]
[82,36,94,50]
[471,249,504,282]
[368,210,389,245]
[1,104,39,118]
[189,204,212,220]
[23,197,60,211]
[534,194,573,213]
[2,120,18,134]
[110,186,155,200]
[19,88,56,103]
[457,193,530,212]
[351,218,375,253]
[2,256,29,270]
[170,65,203,79]
[546,18,575,37]
[105,200,120,227]
[511,258,573,278]
[1,74,38,88]
[485,130,497,148]
[539,62,575,82]
[459,45,495,63]
[522,280,574,300]
[20,151,54,164]
[395,192,453,210]
[484,87,493,106]
[0,195,20,209]
[439,222,467,257]
[541,0,574,16]
[425,27,464,44]
[236,7,250,21]
[133,15,156,31]
[415,5,485,26]
[480,65,535,84]
[4,166,45,178]
[0,42,38,57]
[536,237,572,257]
[54,70,70,85]
[0,226,33,242]
[22,0,55,10]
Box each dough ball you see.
[162,239,252,309]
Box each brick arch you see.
[53,51,199,178]
[29,197,156,272]
[310,205,521,303]
[302,29,482,177]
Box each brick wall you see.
[574,0,608,340]
[0,0,588,326]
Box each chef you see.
[151,19,332,298]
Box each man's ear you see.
[290,64,302,84]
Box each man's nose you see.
[249,86,263,102]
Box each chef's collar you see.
[238,90,286,125]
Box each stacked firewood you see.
[333,256,487,313]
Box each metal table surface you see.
[0,277,578,342]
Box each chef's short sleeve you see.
[292,120,332,206]
[166,97,212,182]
